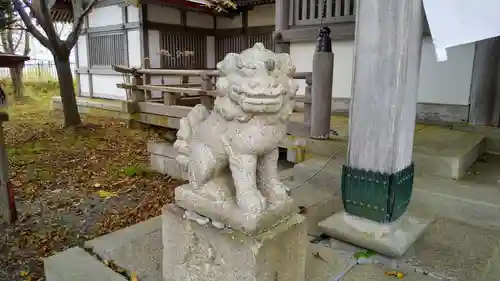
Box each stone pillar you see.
[317,0,433,258]
[310,26,333,140]
[162,204,307,281]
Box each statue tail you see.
[173,104,210,173]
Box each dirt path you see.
[0,86,181,281]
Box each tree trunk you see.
[54,56,81,127]
[9,65,24,98]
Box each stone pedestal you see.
[318,211,433,258]
[162,204,307,281]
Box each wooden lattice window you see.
[215,35,247,63]
[160,32,207,69]
[88,32,126,67]
[215,32,275,63]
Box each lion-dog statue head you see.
[214,43,299,123]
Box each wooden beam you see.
[137,102,192,118]
[116,83,217,96]
[274,0,290,53]
[112,65,220,76]
[280,23,356,42]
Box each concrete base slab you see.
[162,204,308,281]
[44,247,127,281]
[318,211,433,258]
[401,218,500,281]
[84,217,162,281]
[341,264,439,281]
[148,141,186,180]
[287,181,342,235]
[305,243,357,281]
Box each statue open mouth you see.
[229,85,285,113]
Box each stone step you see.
[287,181,342,236]
[282,126,485,180]
[84,216,162,281]
[44,247,127,281]
[290,156,500,230]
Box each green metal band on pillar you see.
[341,163,415,223]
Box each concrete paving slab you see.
[85,216,162,281]
[288,181,342,235]
[305,243,357,281]
[341,264,439,281]
[401,218,500,281]
[44,247,127,281]
[318,211,433,258]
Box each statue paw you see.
[237,189,267,214]
[184,210,210,225]
[211,220,226,229]
[265,182,289,207]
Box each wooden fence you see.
[0,60,77,80]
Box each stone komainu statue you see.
[173,43,298,231]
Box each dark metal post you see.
[310,26,334,139]
[0,112,16,224]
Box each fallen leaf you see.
[353,250,377,260]
[385,271,405,279]
[130,271,138,281]
[97,190,118,199]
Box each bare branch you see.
[12,0,52,51]
[66,0,98,48]
[36,0,63,48]
[21,0,45,27]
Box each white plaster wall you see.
[186,11,213,28]
[127,5,140,23]
[88,6,123,27]
[80,74,90,97]
[216,14,242,28]
[248,4,275,27]
[147,5,181,24]
[128,30,142,67]
[77,35,88,67]
[92,75,127,100]
[290,38,475,105]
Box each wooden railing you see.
[112,65,313,129]
[291,0,356,26]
